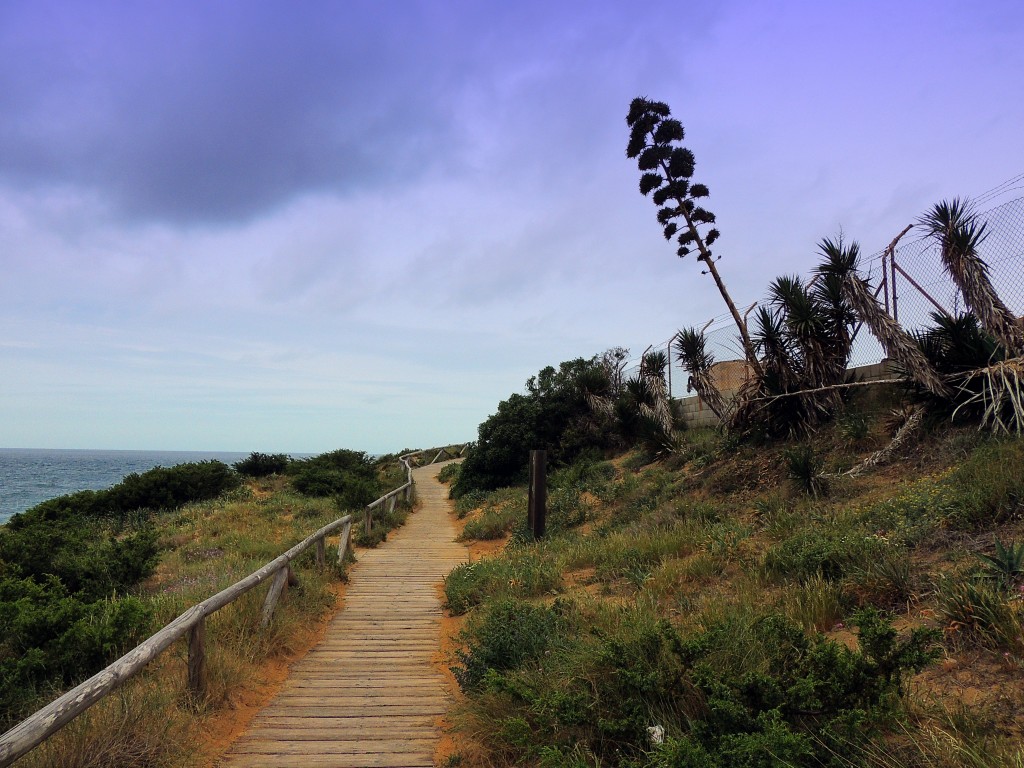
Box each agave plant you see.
[919,199,1024,356]
[977,537,1024,590]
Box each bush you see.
[452,357,614,497]
[453,600,939,766]
[444,553,561,615]
[289,449,380,506]
[437,462,461,484]
[762,526,886,582]
[234,452,289,477]
[454,598,564,691]
[10,461,240,528]
[0,577,152,724]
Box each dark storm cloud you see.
[0,1,474,223]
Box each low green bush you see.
[0,577,152,726]
[234,452,289,477]
[11,461,240,528]
[454,598,564,691]
[289,449,380,508]
[437,463,461,484]
[453,598,939,766]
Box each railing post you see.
[364,507,372,536]
[316,537,326,570]
[386,495,396,516]
[188,618,206,697]
[337,520,352,564]
[260,567,290,627]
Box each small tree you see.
[626,97,761,375]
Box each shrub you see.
[454,598,564,691]
[289,449,380,505]
[10,461,240,528]
[444,554,561,615]
[452,357,615,497]
[437,462,461,484]
[0,577,152,724]
[234,452,289,477]
[453,599,939,766]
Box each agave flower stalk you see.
[627,97,761,375]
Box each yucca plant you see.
[627,97,761,374]
[674,327,727,419]
[919,199,1024,356]
[841,253,950,399]
[729,239,858,437]
[784,443,829,497]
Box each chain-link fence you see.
[621,192,1024,400]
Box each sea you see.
[0,448,251,524]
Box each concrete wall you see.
[676,359,895,429]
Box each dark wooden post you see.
[188,618,206,697]
[527,450,547,539]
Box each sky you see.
[2,0,1023,454]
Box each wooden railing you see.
[0,448,465,767]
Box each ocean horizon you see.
[0,447,258,523]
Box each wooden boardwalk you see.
[218,462,467,768]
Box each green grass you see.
[444,434,1024,767]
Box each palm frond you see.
[919,199,1024,355]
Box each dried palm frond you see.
[845,405,924,477]
[585,390,616,418]
[842,272,950,399]
[919,199,1024,355]
[952,357,1024,435]
[675,327,728,419]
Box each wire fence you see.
[622,191,1024,400]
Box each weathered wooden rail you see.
[0,446,467,767]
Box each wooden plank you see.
[217,461,468,768]
[230,738,436,754]
[220,753,434,767]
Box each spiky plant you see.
[638,350,674,436]
[626,97,761,374]
[841,256,950,399]
[730,239,858,437]
[919,199,1024,356]
[977,538,1024,591]
[674,327,727,419]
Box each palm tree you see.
[674,327,728,420]
[839,249,950,399]
[919,199,1024,356]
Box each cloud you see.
[0,1,470,223]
